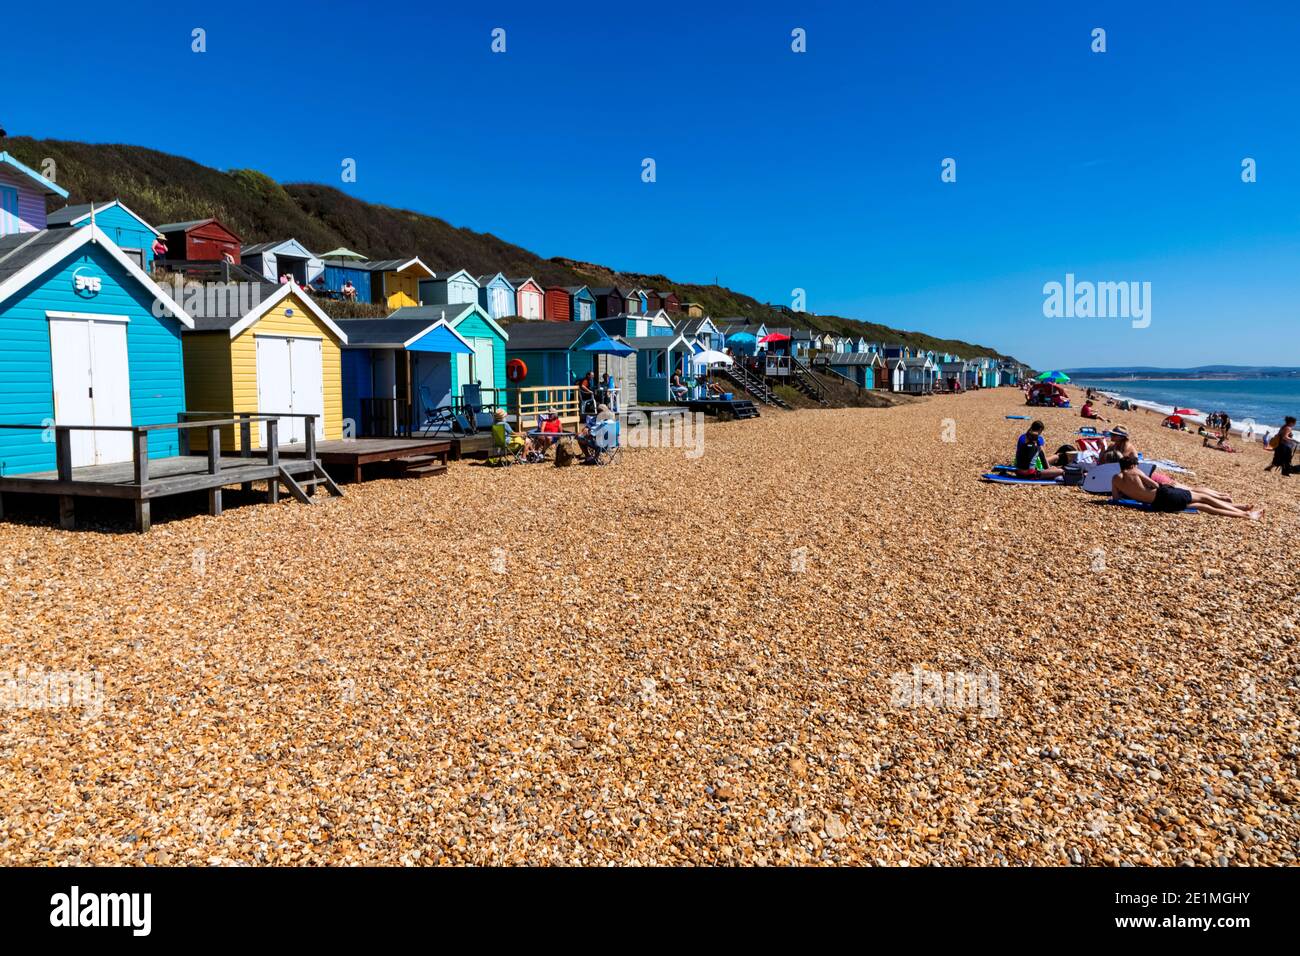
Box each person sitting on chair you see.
[670,373,689,401]
[494,408,532,458]
[531,409,563,453]
[577,404,616,463]
[577,372,597,413]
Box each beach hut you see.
[543,285,572,322]
[365,258,435,309]
[509,276,544,320]
[0,227,192,474]
[419,268,480,307]
[886,357,907,392]
[0,151,68,238]
[181,282,348,450]
[620,288,643,314]
[658,290,681,313]
[563,285,596,323]
[337,315,472,437]
[476,273,517,320]
[390,302,508,399]
[902,355,937,394]
[598,309,675,340]
[623,333,694,403]
[240,239,324,286]
[683,302,705,318]
[47,200,160,269]
[791,328,813,361]
[644,290,663,313]
[591,287,626,318]
[674,317,723,351]
[823,352,879,389]
[504,321,625,390]
[156,218,242,264]
[322,254,373,302]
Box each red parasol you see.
[758,332,791,344]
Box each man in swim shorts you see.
[1112,455,1262,519]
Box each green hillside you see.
[5,136,1016,362]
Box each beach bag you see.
[1062,464,1086,487]
[555,437,582,467]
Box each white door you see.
[256,336,295,446]
[523,292,540,320]
[472,338,496,391]
[292,338,325,441]
[49,316,132,467]
[256,336,326,447]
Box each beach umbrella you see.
[319,247,366,260]
[694,349,733,365]
[1173,407,1198,417]
[1035,370,1070,383]
[759,332,791,344]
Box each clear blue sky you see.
[7,0,1298,368]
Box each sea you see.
[1071,377,1300,431]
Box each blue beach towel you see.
[980,472,1063,485]
[1108,497,1198,514]
[1006,415,1029,420]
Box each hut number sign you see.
[73,267,102,297]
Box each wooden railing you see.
[180,410,320,454]
[512,385,582,431]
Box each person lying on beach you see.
[1202,432,1235,452]
[1112,455,1261,519]
[1015,420,1067,478]
[1100,426,1233,500]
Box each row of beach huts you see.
[0,151,1025,529]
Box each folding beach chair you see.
[486,423,525,467]
[418,386,471,437]
[587,418,622,466]
[461,383,497,432]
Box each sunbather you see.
[1101,426,1233,500]
[1015,420,1066,478]
[1112,455,1261,519]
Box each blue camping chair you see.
[418,386,471,437]
[460,383,498,432]
[586,417,621,466]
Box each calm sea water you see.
[1072,378,1300,429]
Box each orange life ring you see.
[506,358,528,382]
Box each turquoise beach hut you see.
[48,200,161,270]
[420,269,480,307]
[0,227,192,474]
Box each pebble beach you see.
[0,387,1296,866]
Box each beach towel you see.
[1005,415,1029,420]
[1108,497,1198,514]
[1145,458,1193,475]
[980,473,1063,485]
[1081,461,1156,494]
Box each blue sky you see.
[7,0,1299,367]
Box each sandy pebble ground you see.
[0,387,1295,866]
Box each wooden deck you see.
[0,454,323,532]
[282,438,452,482]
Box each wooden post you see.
[132,429,149,486]
[304,416,318,496]
[266,419,279,503]
[178,413,191,456]
[207,425,222,515]
[59,496,75,530]
[239,414,253,492]
[55,427,72,482]
[134,499,151,533]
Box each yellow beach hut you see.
[181,282,348,450]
